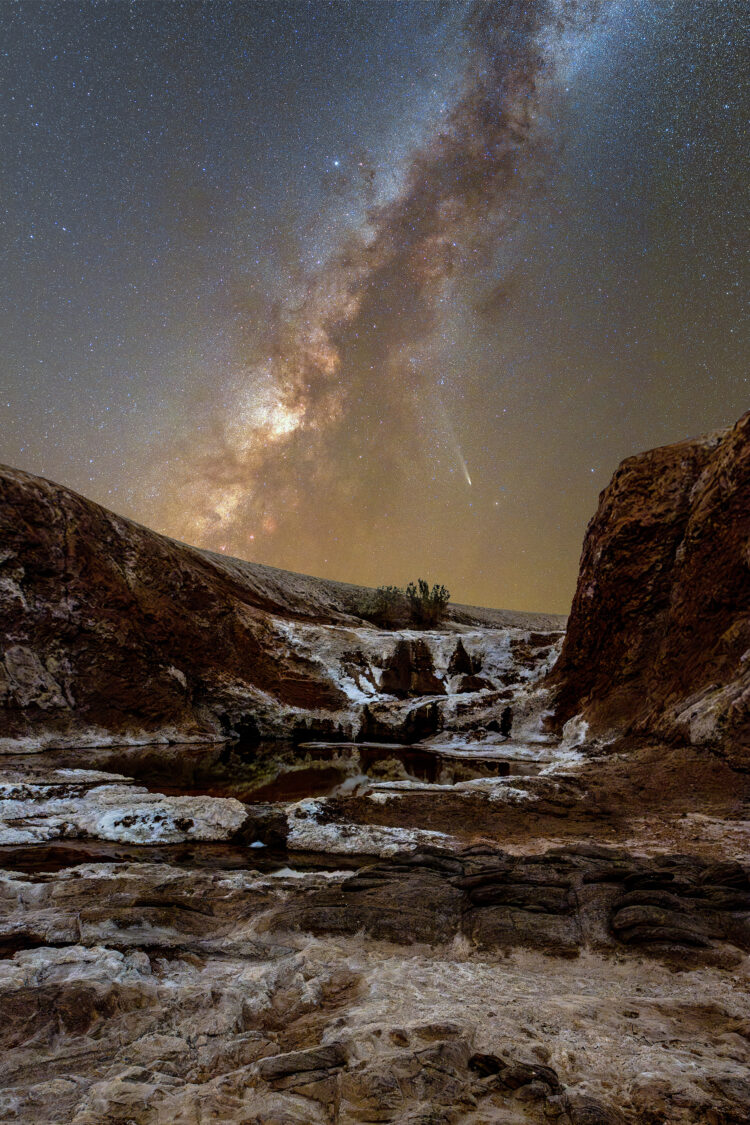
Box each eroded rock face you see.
[0,464,565,751]
[0,717,747,1123]
[265,843,750,967]
[550,411,750,765]
[378,638,446,698]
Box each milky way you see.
[3,1,747,610]
[159,0,606,559]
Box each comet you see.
[432,385,473,488]
[157,0,605,553]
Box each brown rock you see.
[379,639,446,697]
[0,464,558,751]
[358,699,442,743]
[549,410,750,766]
[261,845,750,965]
[0,465,365,746]
[566,1095,627,1124]
[340,1065,406,1121]
[453,673,495,693]
[448,640,477,676]
[257,1042,347,1084]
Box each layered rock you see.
[0,768,249,845]
[550,411,750,765]
[266,842,750,968]
[1,830,748,1124]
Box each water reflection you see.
[9,739,548,804]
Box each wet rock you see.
[293,715,350,744]
[358,699,442,743]
[232,802,289,848]
[219,711,262,747]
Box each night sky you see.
[2,1,747,612]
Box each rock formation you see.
[0,464,564,751]
[550,410,750,766]
[1,793,748,1123]
[0,416,749,1124]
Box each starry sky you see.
[2,1,748,613]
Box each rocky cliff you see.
[550,411,750,766]
[0,464,564,751]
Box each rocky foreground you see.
[0,413,748,1124]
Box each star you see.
[1,0,746,612]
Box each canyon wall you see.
[550,411,750,766]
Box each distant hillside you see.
[0,464,564,750]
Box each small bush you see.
[369,584,410,628]
[365,578,451,629]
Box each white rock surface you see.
[0,780,248,844]
[286,798,453,855]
